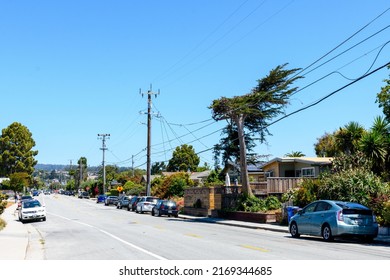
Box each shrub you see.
[293,178,321,207]
[0,193,7,216]
[236,195,266,212]
[152,172,194,198]
[318,168,388,209]
[264,196,282,210]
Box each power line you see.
[294,6,390,78]
[269,61,390,128]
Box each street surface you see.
[26,194,390,260]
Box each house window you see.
[265,170,274,177]
[301,167,315,177]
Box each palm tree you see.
[335,121,365,155]
[285,151,305,157]
[359,130,387,175]
[362,116,390,176]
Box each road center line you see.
[48,212,167,260]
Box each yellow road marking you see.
[154,225,165,230]
[240,244,269,252]
[185,233,202,238]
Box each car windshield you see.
[23,200,41,208]
[21,196,33,200]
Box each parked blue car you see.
[96,194,107,203]
[289,200,378,242]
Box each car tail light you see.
[160,204,164,210]
[337,210,344,221]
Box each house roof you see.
[261,157,333,168]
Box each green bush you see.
[236,195,266,212]
[0,193,7,216]
[318,168,388,209]
[293,178,321,207]
[380,201,390,226]
[151,172,194,199]
[264,196,282,210]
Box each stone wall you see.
[183,186,222,217]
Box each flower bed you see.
[219,211,277,223]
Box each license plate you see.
[168,210,172,213]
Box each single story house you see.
[261,157,333,178]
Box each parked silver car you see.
[136,196,159,214]
[289,200,378,242]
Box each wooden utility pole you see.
[98,133,110,194]
[140,85,159,196]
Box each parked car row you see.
[99,194,179,218]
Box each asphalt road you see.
[27,194,390,260]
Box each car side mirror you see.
[298,209,303,215]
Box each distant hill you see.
[34,163,133,172]
[35,163,68,171]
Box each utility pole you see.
[140,85,159,196]
[132,155,135,177]
[98,133,110,194]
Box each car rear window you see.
[146,197,158,203]
[342,208,373,215]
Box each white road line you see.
[48,212,167,260]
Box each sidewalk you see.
[1,203,389,260]
[0,202,28,260]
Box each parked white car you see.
[136,196,159,214]
[18,199,46,223]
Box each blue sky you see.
[1,0,389,169]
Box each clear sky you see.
[1,0,389,169]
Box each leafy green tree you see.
[9,172,30,194]
[314,132,338,157]
[167,144,200,172]
[210,64,301,196]
[151,162,166,175]
[376,65,390,122]
[123,180,144,195]
[0,122,38,177]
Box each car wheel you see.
[127,206,130,211]
[151,209,154,216]
[290,222,300,238]
[140,207,143,214]
[135,207,139,213]
[361,235,374,243]
[42,217,46,222]
[322,224,333,241]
